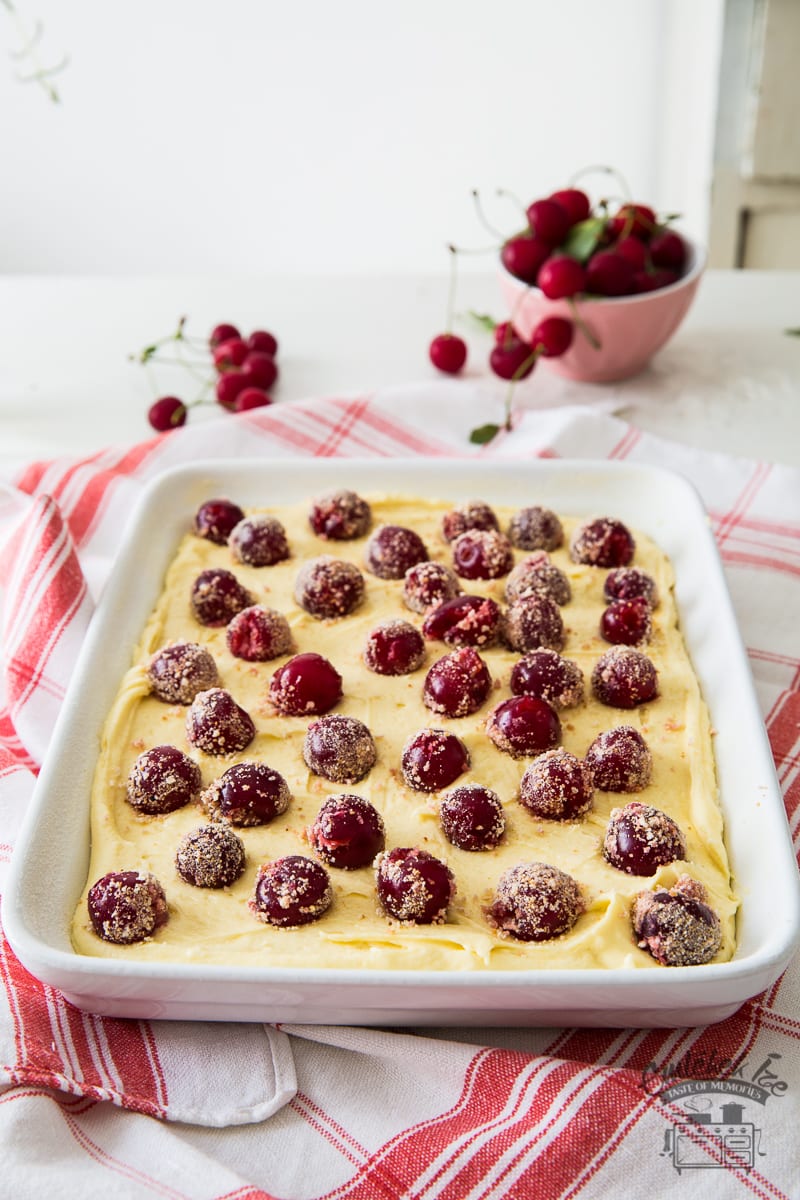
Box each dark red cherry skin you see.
[603,567,658,607]
[489,862,583,941]
[649,230,687,272]
[375,847,455,924]
[190,568,252,626]
[518,748,593,820]
[486,695,561,758]
[229,515,289,567]
[548,188,591,225]
[216,372,248,411]
[210,323,241,349]
[441,501,499,543]
[308,794,385,869]
[537,255,586,300]
[585,251,635,297]
[451,529,514,580]
[148,396,186,432]
[429,333,467,374]
[422,594,501,648]
[303,715,377,784]
[501,234,551,285]
[234,387,272,412]
[508,506,564,551]
[603,801,686,876]
[185,688,256,755]
[88,871,168,944]
[147,641,220,704]
[529,317,573,358]
[402,561,461,613]
[633,267,679,293]
[269,653,343,716]
[503,593,565,653]
[505,552,570,606]
[364,620,425,675]
[213,337,249,371]
[309,490,371,540]
[247,329,278,356]
[294,556,365,619]
[401,728,470,792]
[569,517,635,568]
[489,337,536,381]
[439,784,505,851]
[600,597,653,645]
[250,856,333,927]
[242,351,278,391]
[608,203,656,241]
[526,198,571,246]
[585,725,652,792]
[592,646,658,708]
[126,745,202,815]
[423,647,492,718]
[193,498,245,545]
[510,648,585,709]
[226,606,293,662]
[175,824,246,888]
[365,525,428,580]
[201,761,291,825]
[613,236,648,271]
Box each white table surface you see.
[0,270,798,468]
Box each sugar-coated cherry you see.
[303,714,377,783]
[309,489,372,540]
[242,351,278,391]
[308,794,385,869]
[201,760,291,825]
[508,507,564,552]
[401,727,470,791]
[422,594,501,648]
[592,645,658,708]
[375,847,455,924]
[423,646,492,718]
[439,784,505,851]
[213,337,249,371]
[526,198,571,246]
[226,605,293,662]
[548,188,591,225]
[126,745,202,815]
[633,875,722,966]
[604,566,659,607]
[247,329,278,356]
[364,619,425,675]
[190,568,252,626]
[505,552,570,606]
[88,871,168,944]
[186,688,256,755]
[608,203,656,240]
[402,561,461,613]
[229,514,290,567]
[585,725,652,792]
[486,695,561,758]
[250,855,333,927]
[452,529,514,580]
[210,322,241,348]
[604,801,686,876]
[510,648,585,709]
[269,652,343,716]
[519,748,594,820]
[175,824,246,888]
[194,498,246,544]
[147,641,220,704]
[585,251,635,297]
[429,333,467,374]
[503,593,565,653]
[529,317,574,358]
[569,517,635,568]
[649,229,686,272]
[489,336,536,382]
[234,387,272,412]
[489,862,584,941]
[365,525,428,580]
[441,500,499,543]
[294,555,365,619]
[148,396,186,432]
[537,255,586,300]
[501,234,551,285]
[600,596,653,646]
[216,371,247,410]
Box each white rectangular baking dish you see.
[6,459,799,1027]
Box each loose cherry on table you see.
[429,333,468,375]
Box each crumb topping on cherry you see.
[308,794,385,869]
[294,555,365,620]
[126,745,202,815]
[250,855,333,927]
[402,561,461,613]
[439,784,505,851]
[633,875,722,966]
[570,517,635,568]
[485,695,561,758]
[451,529,514,580]
[375,847,455,924]
[585,725,652,792]
[519,748,594,820]
[423,646,493,718]
[201,760,291,825]
[510,648,585,709]
[508,506,564,552]
[309,489,372,540]
[365,524,429,580]
[190,568,252,627]
[302,714,377,784]
[441,501,499,543]
[226,605,293,662]
[88,871,169,944]
[147,642,220,704]
[175,824,246,888]
[229,514,290,567]
[505,552,571,606]
[422,594,502,648]
[604,801,686,876]
[193,498,245,545]
[592,646,658,708]
[185,687,256,755]
[488,862,584,941]
[503,593,566,653]
[401,727,470,792]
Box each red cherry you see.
[486,694,561,758]
[213,337,249,371]
[537,255,586,300]
[608,204,656,241]
[600,596,653,646]
[269,652,343,716]
[148,396,186,432]
[548,188,591,226]
[493,320,516,346]
[501,234,551,285]
[526,198,571,246]
[489,337,536,381]
[649,230,687,271]
[242,351,278,391]
[614,236,648,271]
[247,329,279,356]
[633,268,679,293]
[216,372,247,410]
[209,322,240,348]
[529,316,573,357]
[429,333,467,374]
[585,251,636,297]
[193,497,245,543]
[234,387,272,412]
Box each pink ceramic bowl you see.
[499,237,706,383]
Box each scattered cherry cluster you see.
[144,319,280,433]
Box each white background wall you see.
[0,0,724,276]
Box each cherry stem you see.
[567,164,632,203]
[470,189,505,241]
[495,187,530,227]
[444,244,459,333]
[567,298,601,350]
[503,348,541,430]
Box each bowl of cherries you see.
[498,185,705,383]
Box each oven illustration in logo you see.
[661,1097,764,1173]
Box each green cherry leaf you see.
[784,327,800,338]
[469,423,500,445]
[467,310,499,333]
[561,216,606,263]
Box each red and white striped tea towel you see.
[1,383,799,1198]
